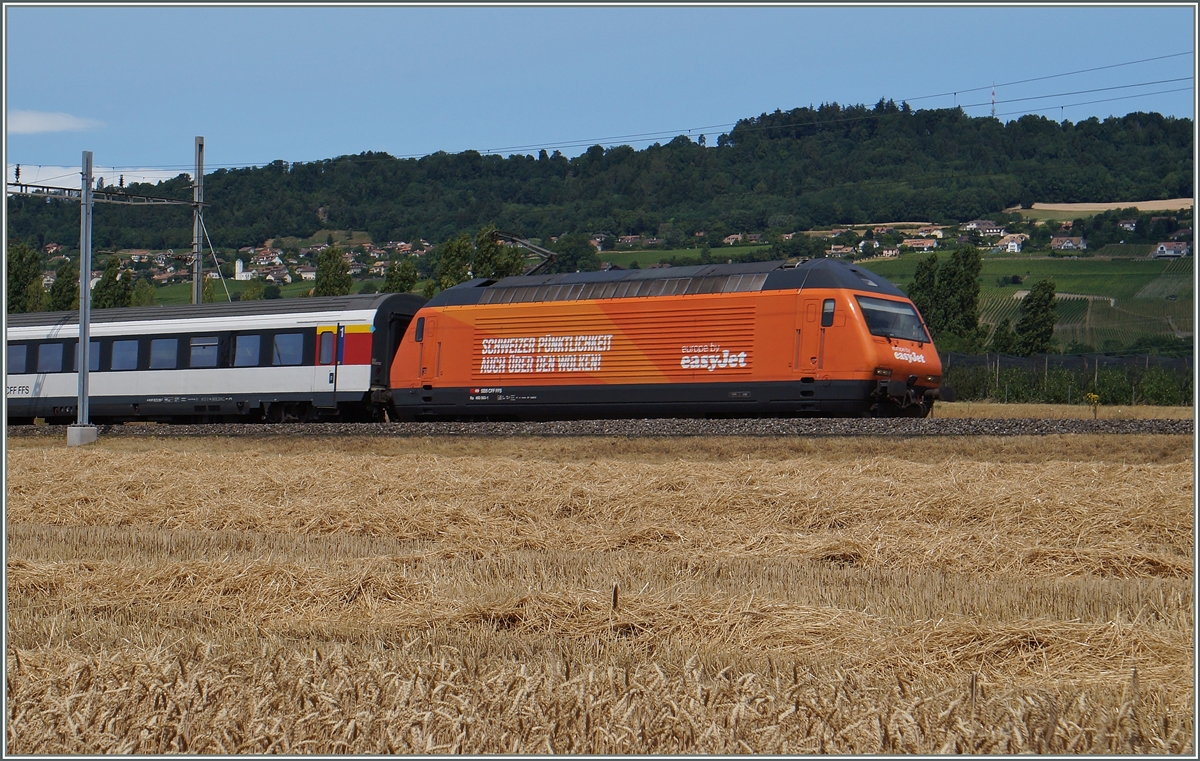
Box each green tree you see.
[314,246,353,296]
[201,276,216,303]
[1014,279,1058,356]
[907,254,941,333]
[547,233,599,274]
[240,278,266,301]
[433,234,473,291]
[359,281,379,294]
[472,225,525,280]
[48,261,79,311]
[987,318,1017,354]
[382,257,418,293]
[935,247,982,338]
[23,277,48,313]
[91,257,132,309]
[263,284,282,299]
[6,240,42,314]
[131,277,158,306]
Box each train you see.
[5,293,425,425]
[5,258,953,424]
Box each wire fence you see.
[940,352,1194,406]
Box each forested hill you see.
[8,102,1193,250]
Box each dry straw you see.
[6,433,1193,753]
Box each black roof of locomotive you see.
[5,292,427,329]
[427,257,906,307]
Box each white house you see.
[234,259,255,281]
[1154,241,1191,257]
[902,238,938,251]
[997,233,1028,253]
[1050,236,1087,251]
[297,266,317,281]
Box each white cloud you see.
[8,110,104,134]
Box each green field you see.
[1006,204,1192,224]
[864,253,1192,347]
[1091,244,1155,258]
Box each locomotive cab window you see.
[855,296,930,343]
[234,334,260,367]
[414,317,425,342]
[150,338,178,369]
[190,336,219,368]
[821,299,836,327]
[37,343,64,373]
[272,333,305,366]
[8,344,27,374]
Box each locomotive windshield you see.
[855,296,930,343]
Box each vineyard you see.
[867,255,1193,349]
[5,434,1194,754]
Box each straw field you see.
[6,434,1194,754]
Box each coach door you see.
[316,325,340,407]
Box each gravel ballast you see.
[7,417,1193,438]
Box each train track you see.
[6,417,1192,438]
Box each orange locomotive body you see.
[389,258,953,419]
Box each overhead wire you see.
[956,77,1193,110]
[899,50,1193,102]
[200,215,233,302]
[995,86,1194,119]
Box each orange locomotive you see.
[389,258,954,420]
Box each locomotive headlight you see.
[925,375,940,384]
[874,367,892,377]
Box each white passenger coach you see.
[5,293,425,424]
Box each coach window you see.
[150,338,178,369]
[414,317,425,342]
[233,334,260,367]
[74,341,101,372]
[190,336,219,368]
[7,344,27,374]
[318,331,335,365]
[272,332,305,366]
[37,343,64,373]
[111,340,139,371]
[821,299,836,327]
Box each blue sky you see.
[4,4,1196,186]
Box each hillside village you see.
[29,205,1193,295]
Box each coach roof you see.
[5,292,427,329]
[427,257,905,307]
